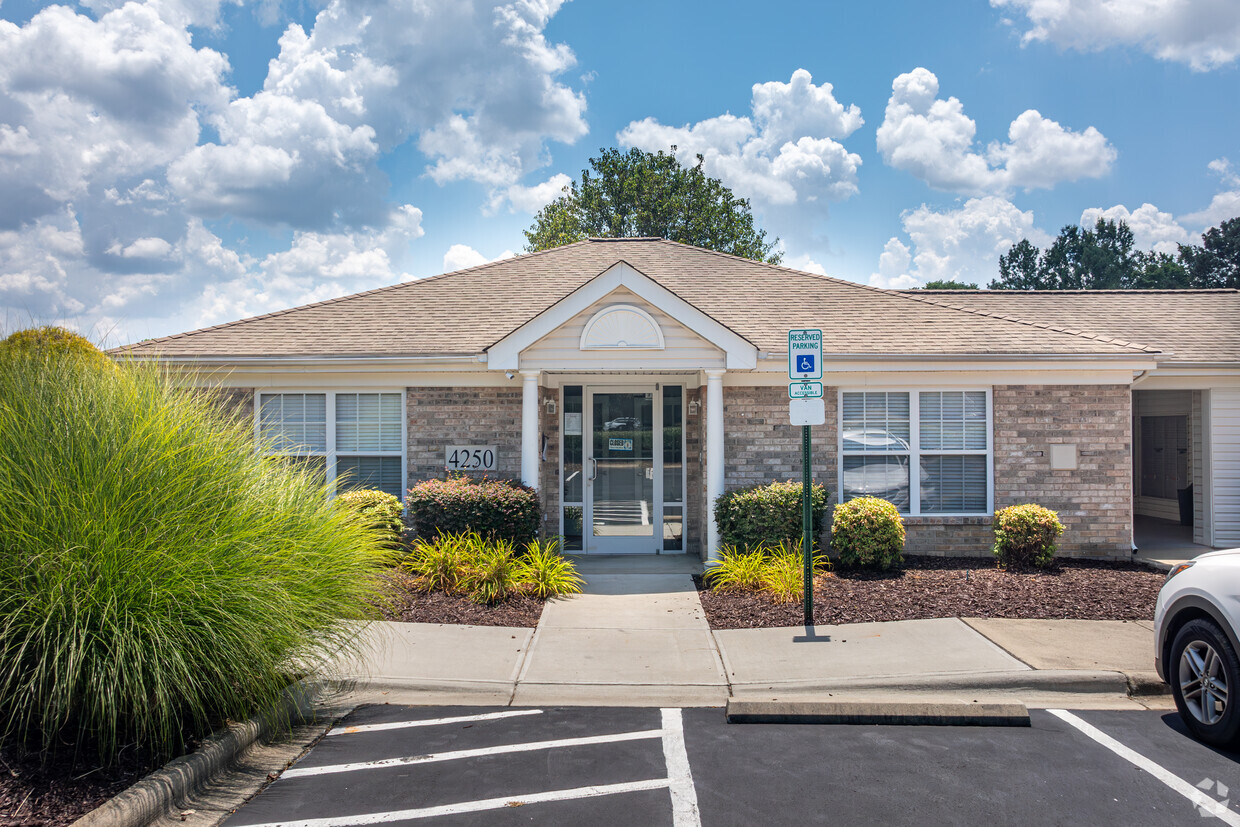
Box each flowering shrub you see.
[406,475,540,545]
[831,497,905,570]
[993,504,1064,570]
[713,480,829,551]
[336,489,404,548]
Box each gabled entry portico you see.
[491,258,756,557]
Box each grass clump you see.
[402,532,583,604]
[993,504,1064,570]
[831,496,905,571]
[705,540,826,604]
[0,347,395,766]
[520,537,585,599]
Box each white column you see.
[521,370,541,491]
[705,369,726,562]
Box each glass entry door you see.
[587,389,656,553]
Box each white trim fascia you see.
[130,354,486,368]
[754,354,1160,372]
[486,261,758,371]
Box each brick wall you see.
[990,384,1131,557]
[406,387,523,484]
[708,383,1131,560]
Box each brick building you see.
[120,239,1240,560]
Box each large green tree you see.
[1179,217,1240,289]
[993,218,1194,289]
[523,147,781,264]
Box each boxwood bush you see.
[993,504,1064,570]
[336,489,404,548]
[0,344,394,766]
[831,496,905,570]
[713,480,829,551]
[406,476,540,545]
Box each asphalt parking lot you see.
[223,704,1240,826]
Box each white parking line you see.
[661,708,702,827]
[326,709,542,736]
[238,778,672,827]
[1048,709,1240,825]
[280,728,665,779]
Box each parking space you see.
[225,705,1240,826]
[224,706,696,826]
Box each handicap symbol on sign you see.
[797,355,816,373]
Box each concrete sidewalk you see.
[331,564,1170,711]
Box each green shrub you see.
[519,537,584,598]
[704,546,767,592]
[831,497,906,570]
[993,504,1064,570]
[0,350,393,765]
[713,480,830,551]
[0,326,110,367]
[336,489,404,548]
[406,476,540,545]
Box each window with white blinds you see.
[840,389,992,515]
[258,391,405,500]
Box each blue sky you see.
[0,0,1237,344]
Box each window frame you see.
[254,389,407,502]
[837,387,994,517]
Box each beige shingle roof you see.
[120,239,1166,360]
[901,289,1240,364]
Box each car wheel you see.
[1171,618,1240,747]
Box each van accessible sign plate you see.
[788,329,823,380]
[789,381,823,399]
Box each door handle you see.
[588,457,598,481]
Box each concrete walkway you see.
[513,557,727,706]
[331,558,1171,711]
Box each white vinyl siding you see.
[258,391,406,501]
[1211,388,1240,546]
[840,389,993,516]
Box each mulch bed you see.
[0,746,157,827]
[377,570,546,628]
[696,556,1165,630]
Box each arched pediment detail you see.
[578,303,665,350]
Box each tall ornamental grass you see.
[0,347,395,765]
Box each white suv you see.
[1155,548,1240,746]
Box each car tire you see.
[1171,618,1240,747]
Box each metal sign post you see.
[788,329,824,627]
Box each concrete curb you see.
[73,681,319,827]
[1125,670,1171,696]
[728,669,1132,696]
[726,699,1031,727]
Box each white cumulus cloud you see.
[617,69,864,207]
[1182,158,1240,229]
[873,196,1052,287]
[1080,203,1191,254]
[876,67,1115,196]
[442,244,516,273]
[992,0,1240,71]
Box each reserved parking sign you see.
[788,329,823,380]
